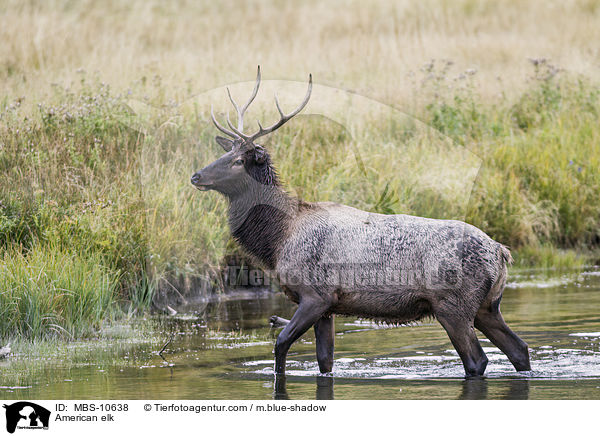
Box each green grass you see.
[1,61,600,341]
[0,244,119,340]
[512,244,588,270]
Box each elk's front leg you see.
[275,300,328,374]
[314,314,335,373]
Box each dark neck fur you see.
[243,151,280,186]
[227,161,296,269]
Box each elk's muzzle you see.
[190,172,211,190]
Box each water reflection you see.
[273,376,529,400]
[458,378,488,400]
[315,376,335,400]
[273,375,288,400]
[458,378,529,400]
[273,375,334,400]
[502,379,530,400]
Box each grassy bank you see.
[0,245,119,340]
[1,0,599,341]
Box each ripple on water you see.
[569,332,600,338]
[242,345,600,379]
[505,277,575,289]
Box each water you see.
[1,269,600,400]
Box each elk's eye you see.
[233,159,244,166]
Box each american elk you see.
[191,67,531,377]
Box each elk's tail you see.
[500,244,514,266]
[484,244,513,308]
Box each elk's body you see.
[192,67,531,377]
[279,202,509,320]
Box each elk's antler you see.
[210,66,261,139]
[211,66,312,144]
[227,66,261,131]
[244,74,312,143]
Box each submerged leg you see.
[475,304,530,371]
[437,314,488,377]
[314,314,335,373]
[275,300,328,374]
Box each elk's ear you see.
[215,136,234,151]
[254,145,266,164]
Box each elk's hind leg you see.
[314,314,335,373]
[437,312,488,377]
[475,299,530,371]
[275,299,329,374]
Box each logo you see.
[2,402,50,433]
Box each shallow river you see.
[2,268,600,400]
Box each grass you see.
[512,244,589,270]
[1,0,600,341]
[0,244,119,340]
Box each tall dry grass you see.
[1,0,600,108]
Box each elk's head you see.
[191,67,312,197]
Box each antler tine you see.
[240,66,261,125]
[226,88,242,128]
[226,66,261,131]
[247,73,312,143]
[226,111,251,141]
[210,105,239,139]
